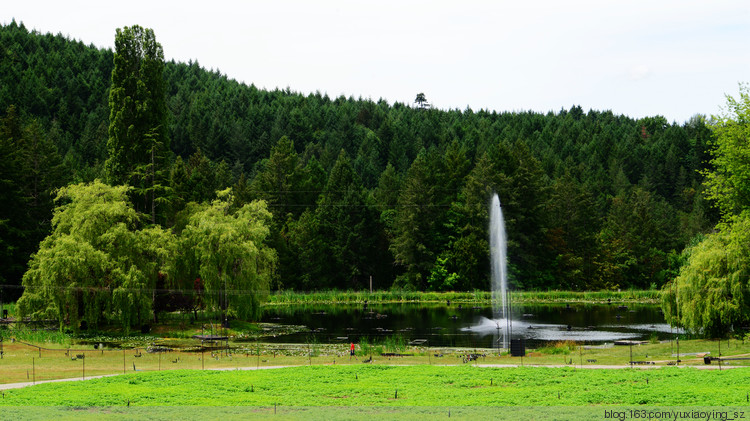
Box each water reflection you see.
[260,302,678,348]
[463,316,641,342]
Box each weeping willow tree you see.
[663,84,750,338]
[169,189,276,322]
[17,181,172,331]
[662,216,750,337]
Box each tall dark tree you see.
[105,25,169,223]
[546,171,599,289]
[0,106,66,295]
[314,150,380,289]
[250,136,301,219]
[600,187,678,289]
[415,93,428,109]
[391,149,436,289]
[250,136,310,288]
[449,153,495,290]
[0,106,25,289]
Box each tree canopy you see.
[17,181,276,329]
[168,190,276,321]
[105,25,169,223]
[702,84,750,219]
[17,181,172,331]
[662,216,750,337]
[662,84,750,337]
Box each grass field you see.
[1,336,749,385]
[3,364,750,406]
[2,336,749,420]
[0,338,750,383]
[1,365,749,420]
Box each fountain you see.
[461,194,670,347]
[256,190,679,349]
[489,193,510,348]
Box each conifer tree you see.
[105,25,169,223]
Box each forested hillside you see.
[0,21,717,297]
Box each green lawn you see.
[3,365,748,406]
[4,365,749,420]
[2,336,749,385]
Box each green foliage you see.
[390,149,436,290]
[169,190,276,321]
[105,25,169,222]
[17,181,173,331]
[0,106,67,291]
[661,84,750,338]
[662,214,750,338]
[358,335,407,355]
[250,136,303,220]
[599,187,679,289]
[427,255,459,291]
[703,84,750,218]
[300,150,384,289]
[546,172,599,289]
[265,289,659,305]
[6,326,72,346]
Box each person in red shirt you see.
[350,342,355,357]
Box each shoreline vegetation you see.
[0,289,661,321]
[265,289,661,305]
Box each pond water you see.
[261,302,680,349]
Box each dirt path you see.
[0,374,121,390]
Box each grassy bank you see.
[0,290,661,321]
[266,290,661,305]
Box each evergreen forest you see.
[0,20,720,309]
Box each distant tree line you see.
[0,20,718,309]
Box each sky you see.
[3,0,749,123]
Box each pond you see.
[260,302,679,349]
